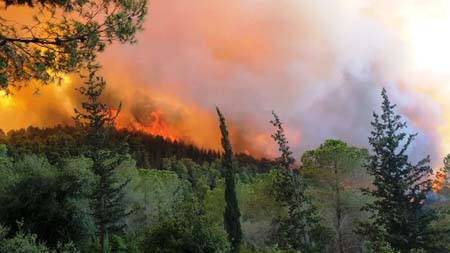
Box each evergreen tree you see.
[270,111,329,253]
[74,62,129,253]
[216,107,242,253]
[358,88,436,252]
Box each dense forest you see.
[0,126,274,173]
[1,0,450,252]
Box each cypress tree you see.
[216,107,242,253]
[74,62,129,253]
[270,111,328,253]
[358,88,435,252]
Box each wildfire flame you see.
[341,183,352,190]
[0,90,13,107]
[432,169,448,192]
[112,109,177,141]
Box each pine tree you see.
[74,62,129,253]
[358,88,435,252]
[216,107,242,253]
[270,111,329,253]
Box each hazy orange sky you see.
[3,0,450,164]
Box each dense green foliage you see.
[0,155,95,246]
[140,194,230,253]
[0,224,78,253]
[0,126,273,171]
[0,143,290,252]
[300,140,370,253]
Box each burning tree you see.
[358,88,436,252]
[74,62,129,253]
[432,154,450,193]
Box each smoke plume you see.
[2,0,450,165]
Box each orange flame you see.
[408,197,425,205]
[432,169,448,192]
[341,183,352,190]
[112,109,177,141]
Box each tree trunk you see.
[100,194,107,253]
[335,160,344,253]
[100,225,106,253]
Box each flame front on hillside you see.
[112,109,177,141]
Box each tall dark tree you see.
[74,63,129,253]
[216,107,242,253]
[358,88,436,252]
[270,111,329,253]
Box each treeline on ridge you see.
[0,126,275,173]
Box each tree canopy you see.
[300,139,369,253]
[0,0,147,90]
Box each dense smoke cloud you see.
[98,0,444,161]
[1,0,450,164]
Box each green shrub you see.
[140,195,230,253]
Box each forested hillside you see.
[0,89,450,253]
[0,126,274,172]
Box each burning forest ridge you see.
[6,0,450,166]
[0,75,277,158]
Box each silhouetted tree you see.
[74,63,129,253]
[270,111,329,252]
[216,107,242,253]
[358,88,436,252]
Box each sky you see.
[2,0,450,165]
